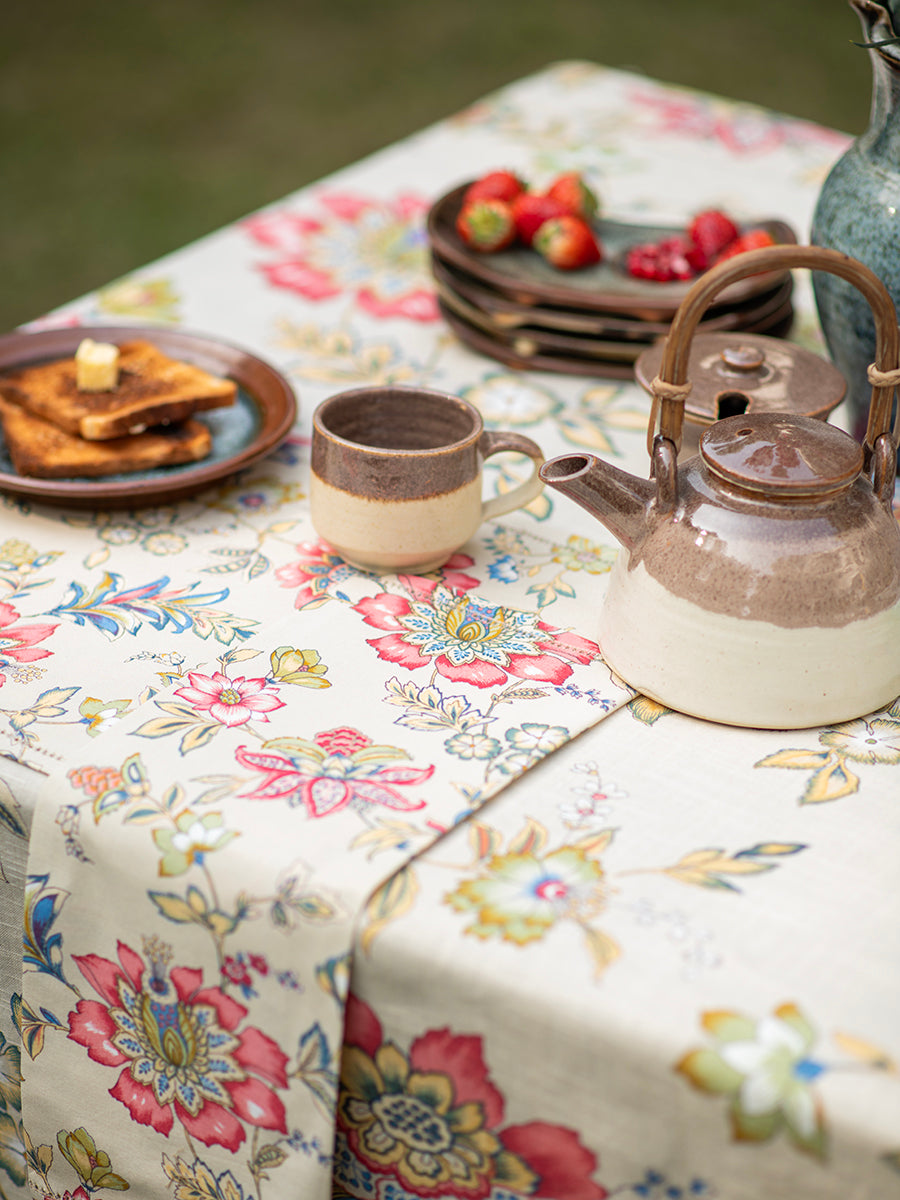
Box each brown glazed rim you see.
[650,245,900,462]
[0,324,297,508]
[313,386,483,455]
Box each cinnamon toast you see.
[0,395,212,479]
[0,339,236,440]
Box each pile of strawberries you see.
[455,169,603,270]
[454,167,777,281]
[624,211,776,283]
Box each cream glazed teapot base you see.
[599,553,900,730]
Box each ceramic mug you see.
[310,385,544,573]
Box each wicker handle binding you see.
[648,245,900,475]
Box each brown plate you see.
[439,294,795,380]
[0,325,297,508]
[428,183,798,319]
[431,252,794,342]
[438,301,634,379]
[437,289,646,364]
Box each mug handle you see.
[478,430,545,520]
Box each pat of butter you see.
[75,338,120,391]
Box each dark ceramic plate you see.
[431,252,794,342]
[427,183,798,319]
[438,301,634,379]
[438,295,794,380]
[0,325,297,508]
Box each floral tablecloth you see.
[0,59,896,1200]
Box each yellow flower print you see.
[269,646,331,688]
[819,717,900,765]
[57,1127,129,1191]
[550,535,617,575]
[0,539,38,568]
[677,1003,828,1159]
[447,845,605,944]
[757,702,900,802]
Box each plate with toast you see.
[0,325,297,508]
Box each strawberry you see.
[715,228,777,261]
[463,169,526,205]
[625,236,695,282]
[512,192,570,245]
[455,198,516,252]
[533,214,602,270]
[686,209,741,270]
[545,171,599,220]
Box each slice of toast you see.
[0,395,212,479]
[0,339,236,440]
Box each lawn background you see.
[0,0,874,332]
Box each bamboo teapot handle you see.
[648,244,900,476]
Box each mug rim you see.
[312,385,483,456]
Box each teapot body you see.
[540,244,900,729]
[600,456,900,728]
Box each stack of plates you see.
[427,183,798,379]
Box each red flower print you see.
[336,994,607,1199]
[628,85,846,156]
[245,190,440,322]
[315,727,372,756]
[356,285,439,321]
[399,553,480,599]
[67,938,289,1152]
[236,727,432,817]
[275,543,479,610]
[242,211,324,250]
[354,584,599,688]
[174,671,285,727]
[0,601,57,685]
[260,260,341,300]
[222,956,253,989]
[275,539,356,609]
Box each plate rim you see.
[427,183,797,318]
[0,324,298,508]
[430,251,794,339]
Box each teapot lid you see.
[634,333,846,427]
[700,413,864,497]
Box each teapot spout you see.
[539,453,656,552]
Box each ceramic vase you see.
[811,0,900,437]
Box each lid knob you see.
[719,343,765,372]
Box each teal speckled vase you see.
[811,0,900,436]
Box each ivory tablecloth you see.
[0,60,896,1200]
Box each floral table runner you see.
[337,698,900,1200]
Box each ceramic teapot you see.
[539,244,900,729]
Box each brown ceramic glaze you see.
[431,252,795,341]
[538,244,900,728]
[543,436,898,628]
[314,388,481,500]
[541,245,900,625]
[634,332,846,428]
[311,385,544,573]
[312,387,542,500]
[427,182,798,318]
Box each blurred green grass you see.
[0,0,871,332]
